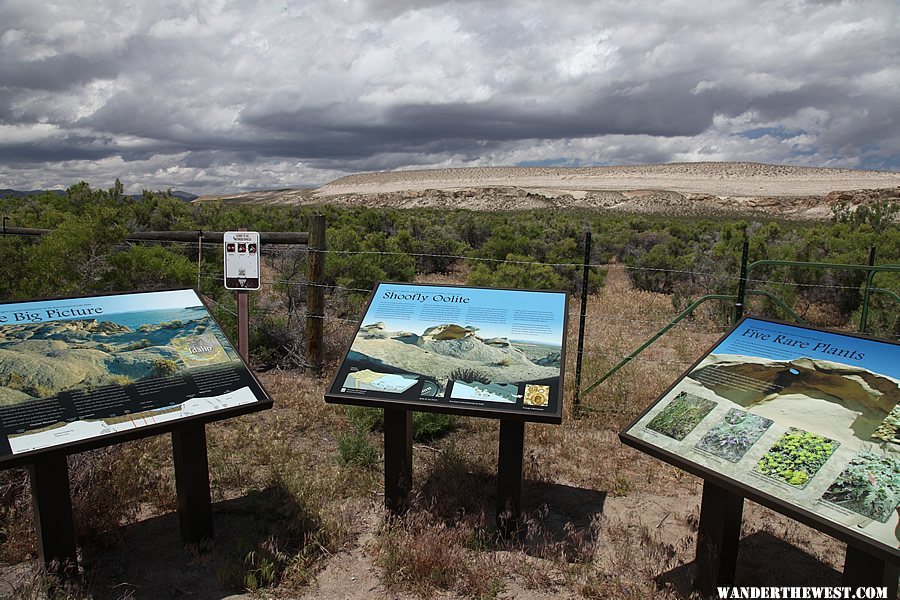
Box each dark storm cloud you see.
[0,54,119,92]
[0,0,898,192]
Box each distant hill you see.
[0,189,198,201]
[168,190,199,201]
[194,162,900,220]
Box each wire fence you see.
[160,236,898,393]
[4,225,894,387]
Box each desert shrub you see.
[411,412,456,442]
[0,468,35,561]
[104,244,195,292]
[68,448,145,546]
[337,428,379,469]
[151,359,179,377]
[345,406,457,443]
[449,368,491,384]
[218,474,345,591]
[851,276,899,340]
[468,253,570,291]
[219,535,292,591]
[374,510,504,598]
[832,194,899,234]
[13,211,126,298]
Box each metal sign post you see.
[223,231,259,361]
[326,282,569,534]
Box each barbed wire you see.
[119,236,896,294]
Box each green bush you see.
[337,428,379,469]
[345,406,456,443]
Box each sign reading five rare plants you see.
[621,317,900,556]
[326,283,568,423]
[0,289,271,462]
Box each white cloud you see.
[1,0,898,193]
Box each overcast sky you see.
[1,0,898,194]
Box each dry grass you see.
[0,265,849,599]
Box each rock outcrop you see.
[349,325,558,385]
[419,324,478,341]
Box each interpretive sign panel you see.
[0,288,271,465]
[326,283,568,423]
[622,316,900,558]
[223,231,260,290]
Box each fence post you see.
[859,246,876,334]
[734,238,749,324]
[196,230,203,292]
[306,214,326,375]
[573,226,591,409]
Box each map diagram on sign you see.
[343,370,419,393]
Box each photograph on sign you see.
[327,283,567,422]
[0,289,270,460]
[223,231,260,290]
[622,317,899,554]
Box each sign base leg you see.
[693,480,743,596]
[384,409,413,514]
[843,545,898,599]
[497,419,525,538]
[29,453,77,575]
[172,423,213,546]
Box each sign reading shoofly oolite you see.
[326,282,569,423]
[621,316,900,558]
[0,288,271,464]
[223,231,260,290]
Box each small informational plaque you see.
[326,283,568,423]
[621,316,899,558]
[0,288,271,464]
[223,231,260,290]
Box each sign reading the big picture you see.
[621,317,900,558]
[326,283,568,423]
[223,231,260,290]
[0,289,271,464]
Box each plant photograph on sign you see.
[871,404,900,446]
[821,451,900,523]
[694,408,774,463]
[645,391,717,441]
[754,427,839,488]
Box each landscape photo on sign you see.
[0,289,261,455]
[339,284,565,409]
[625,318,900,550]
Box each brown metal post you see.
[497,419,525,538]
[383,408,413,514]
[237,290,249,361]
[693,480,744,596]
[843,544,898,598]
[29,453,78,575]
[306,214,326,375]
[172,422,214,546]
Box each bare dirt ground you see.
[197,162,900,220]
